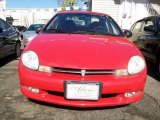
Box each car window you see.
[0,19,5,30]
[44,13,123,37]
[132,21,143,32]
[108,17,121,35]
[144,19,154,28]
[69,16,87,26]
[0,19,12,32]
[4,22,12,30]
[28,24,44,31]
[47,15,59,29]
[141,19,154,32]
[14,26,27,32]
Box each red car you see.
[18,11,147,108]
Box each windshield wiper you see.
[72,30,99,35]
[45,28,66,33]
[88,30,119,36]
[73,30,118,36]
[45,29,119,36]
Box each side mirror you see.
[124,30,132,38]
[0,28,3,33]
[144,26,156,33]
[36,27,42,34]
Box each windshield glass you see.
[43,13,123,36]
[28,24,44,31]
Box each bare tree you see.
[57,0,92,10]
[145,3,160,15]
[80,0,92,11]
[23,16,29,27]
[57,0,77,7]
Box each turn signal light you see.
[124,91,140,97]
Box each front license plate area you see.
[65,81,102,100]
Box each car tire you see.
[157,57,160,79]
[15,42,21,58]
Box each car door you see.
[0,19,8,58]
[0,19,19,56]
[130,20,145,50]
[138,17,158,61]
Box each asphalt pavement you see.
[0,56,160,120]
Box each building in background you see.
[0,0,6,20]
[92,0,160,29]
[6,5,87,27]
[3,0,160,29]
[57,6,83,11]
[6,8,57,27]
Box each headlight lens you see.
[128,55,145,75]
[21,50,39,70]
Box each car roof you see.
[136,16,160,23]
[57,10,109,17]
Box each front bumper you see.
[19,63,147,108]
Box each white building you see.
[0,0,6,20]
[6,8,57,27]
[92,0,160,29]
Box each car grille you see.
[51,67,115,75]
[47,91,118,99]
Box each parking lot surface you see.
[0,56,160,120]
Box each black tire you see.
[157,57,160,79]
[15,42,21,58]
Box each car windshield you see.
[28,24,44,31]
[44,13,123,36]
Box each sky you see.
[7,0,58,8]
[6,0,84,9]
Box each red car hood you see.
[25,34,139,69]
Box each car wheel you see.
[157,57,160,79]
[15,42,21,57]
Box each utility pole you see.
[83,0,92,11]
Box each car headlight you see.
[21,50,39,70]
[128,55,145,75]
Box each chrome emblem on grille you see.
[81,70,86,77]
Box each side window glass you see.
[3,21,12,31]
[108,19,120,35]
[132,22,142,32]
[47,16,59,29]
[143,19,154,31]
[0,19,6,30]
[0,20,12,31]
